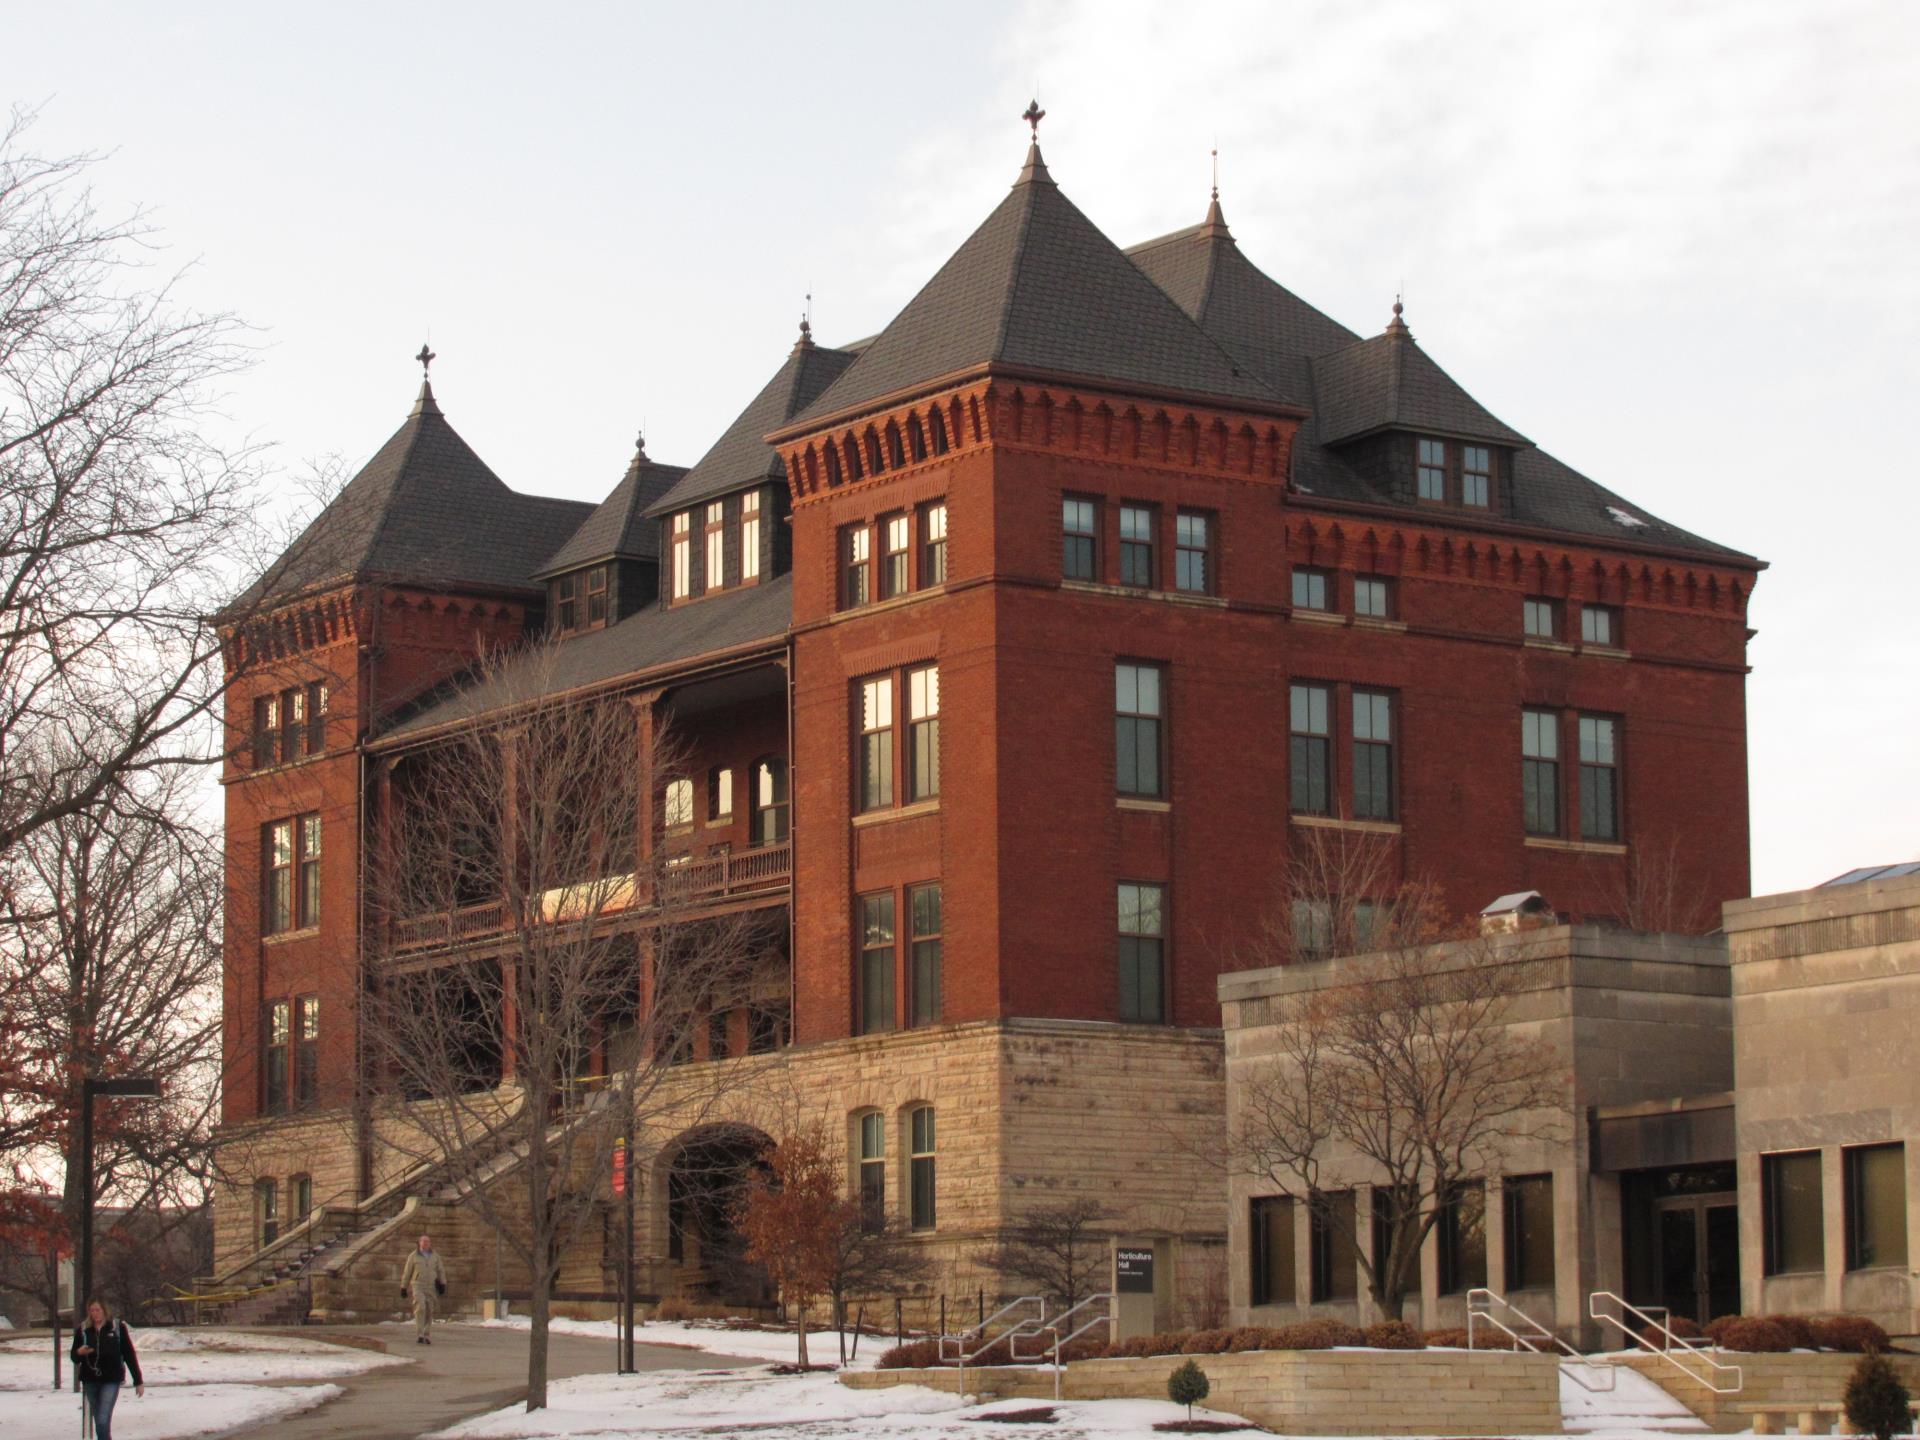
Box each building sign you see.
[1116,1247,1154,1293]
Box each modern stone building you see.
[209,117,1764,1323]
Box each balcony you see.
[387,841,792,957]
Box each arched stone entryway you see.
[659,1123,773,1305]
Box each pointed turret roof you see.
[782,142,1278,433]
[238,379,593,609]
[535,437,687,578]
[1310,305,1530,446]
[647,331,856,517]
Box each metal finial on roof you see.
[1202,146,1229,234]
[1211,145,1219,202]
[1386,295,1409,335]
[634,427,647,459]
[415,343,436,377]
[1022,98,1046,138]
[794,311,815,353]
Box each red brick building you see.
[211,130,1761,1318]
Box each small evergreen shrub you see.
[1363,1320,1425,1350]
[1844,1351,1912,1440]
[1168,1358,1211,1421]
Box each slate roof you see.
[646,336,855,518]
[536,445,687,577]
[784,144,1278,431]
[1311,321,1529,447]
[382,574,793,743]
[238,383,593,608]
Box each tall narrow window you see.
[910,883,942,1027]
[908,666,940,801]
[1250,1196,1296,1306]
[882,514,911,598]
[909,1106,937,1230]
[1523,598,1558,639]
[1290,684,1331,815]
[1522,710,1561,836]
[708,766,734,822]
[265,820,294,934]
[1310,1190,1358,1302]
[306,681,328,754]
[704,502,726,590]
[1114,663,1163,798]
[1174,512,1210,594]
[1845,1144,1906,1270]
[1763,1150,1824,1275]
[1417,437,1448,502]
[671,512,692,600]
[1581,605,1616,646]
[664,778,694,832]
[586,565,608,624]
[1578,715,1619,841]
[1438,1181,1488,1293]
[857,892,895,1035]
[1351,691,1394,821]
[1117,881,1165,1024]
[843,526,871,609]
[1063,497,1097,581]
[920,501,948,587]
[555,574,578,631]
[859,678,894,811]
[1119,505,1154,587]
[751,757,789,845]
[298,815,322,929]
[295,995,320,1107]
[1291,569,1329,610]
[1291,898,1332,961]
[265,1000,290,1111]
[256,1179,279,1248]
[741,491,762,581]
[286,687,307,763]
[858,1112,886,1225]
[253,694,279,768]
[1462,445,1491,507]
[1504,1174,1555,1290]
[1354,576,1392,619]
[292,1174,313,1220]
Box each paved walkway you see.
[227,1323,752,1439]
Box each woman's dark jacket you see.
[71,1320,143,1386]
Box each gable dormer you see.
[534,436,686,635]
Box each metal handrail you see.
[939,1295,1047,1396]
[1466,1287,1615,1393]
[1589,1290,1744,1395]
[1011,1292,1116,1401]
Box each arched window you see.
[291,1173,313,1222]
[824,445,842,488]
[929,409,950,455]
[255,1178,279,1248]
[908,1105,936,1231]
[907,415,927,462]
[855,1111,885,1228]
[751,757,789,846]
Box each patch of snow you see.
[0,1380,341,1440]
[0,1328,406,1387]
[474,1314,875,1368]
[1606,505,1649,528]
[1560,1361,1708,1433]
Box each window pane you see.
[1846,1144,1906,1270]
[1440,1182,1487,1293]
[1524,599,1555,639]
[1292,571,1327,609]
[1355,578,1389,618]
[1251,1196,1296,1306]
[1504,1175,1555,1290]
[858,893,895,1034]
[910,884,942,1026]
[1764,1150,1825,1274]
[1310,1190,1358,1302]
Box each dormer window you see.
[555,574,578,631]
[585,566,607,625]
[1415,437,1497,509]
[1417,438,1447,502]
[741,492,762,582]
[671,513,691,600]
[1462,446,1491,507]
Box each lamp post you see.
[76,1075,159,1319]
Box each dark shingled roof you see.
[1310,320,1530,447]
[239,383,592,607]
[536,446,687,577]
[382,574,793,742]
[786,144,1277,429]
[646,337,855,518]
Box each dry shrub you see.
[1643,1315,1704,1345]
[1814,1316,1892,1354]
[1422,1326,1519,1351]
[1711,1317,1794,1353]
[1363,1320,1425,1350]
[1765,1314,1818,1350]
[1057,1336,1111,1363]
[878,1338,941,1369]
[1226,1326,1278,1353]
[1143,1332,1194,1357]
[1183,1329,1237,1355]
[1271,1319,1366,1350]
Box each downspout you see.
[784,636,796,1045]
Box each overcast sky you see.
[5,1,1914,897]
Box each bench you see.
[1735,1400,1920,1436]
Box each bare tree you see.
[1224,829,1565,1320]
[361,640,772,1411]
[981,1199,1112,1315]
[823,1204,930,1363]
[1590,827,1721,934]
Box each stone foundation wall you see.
[1620,1351,1920,1432]
[845,1348,1564,1435]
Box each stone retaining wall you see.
[844,1349,1564,1435]
[1620,1351,1920,1432]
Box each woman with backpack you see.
[71,1298,144,1440]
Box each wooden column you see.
[629,691,663,1033]
[498,725,523,1082]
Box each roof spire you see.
[795,292,815,353]
[1385,294,1410,337]
[410,342,441,417]
[634,426,648,460]
[1016,98,1053,185]
[1202,144,1229,235]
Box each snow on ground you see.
[475,1313,881,1368]
[1560,1360,1709,1433]
[0,1326,408,1387]
[1,1379,342,1440]
[437,1364,1260,1439]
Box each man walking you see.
[399,1233,449,1344]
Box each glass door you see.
[1654,1194,1740,1324]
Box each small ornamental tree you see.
[736,1124,841,1368]
[1844,1351,1911,1440]
[1168,1358,1210,1421]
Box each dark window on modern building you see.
[882,514,911,599]
[1250,1196,1296,1307]
[1522,710,1560,837]
[1504,1174,1555,1290]
[909,883,942,1027]
[1763,1149,1824,1275]
[920,501,948,586]
[295,994,319,1107]
[1291,568,1329,611]
[1462,445,1491,507]
[1438,1181,1488,1294]
[909,1105,937,1230]
[1290,684,1331,815]
[1523,598,1558,640]
[859,677,894,811]
[1844,1143,1907,1270]
[908,666,941,801]
[265,999,290,1111]
[1174,512,1211,594]
[1117,881,1166,1024]
[1115,663,1163,798]
[1371,1185,1414,1293]
[843,525,871,608]
[1578,715,1620,841]
[857,891,895,1035]
[1351,690,1394,821]
[1581,605,1617,647]
[1417,437,1448,502]
[1119,505,1154,587]
[1354,576,1392,619]
[1309,1190,1358,1302]
[751,757,789,845]
[858,1111,886,1226]
[1063,497,1098,581]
